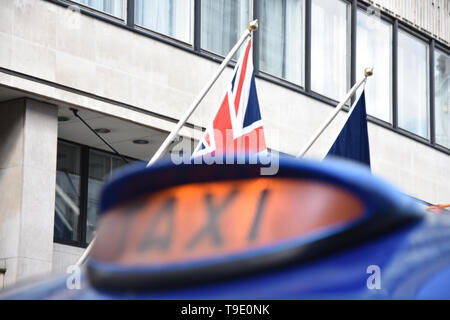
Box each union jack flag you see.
[192,38,267,158]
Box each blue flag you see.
[326,91,371,168]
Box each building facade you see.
[0,0,449,289]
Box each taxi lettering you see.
[139,197,176,253]
[186,189,239,250]
[92,178,364,265]
[126,188,270,256]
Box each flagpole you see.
[75,20,259,267]
[75,235,96,267]
[146,20,259,167]
[296,67,373,158]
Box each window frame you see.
[133,0,196,46]
[53,140,84,246]
[54,139,137,248]
[65,0,127,22]
[254,0,307,88]
[355,2,394,127]
[309,0,352,103]
[396,24,431,142]
[43,0,450,158]
[198,0,254,59]
[432,44,450,150]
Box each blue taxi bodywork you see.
[2,155,450,300]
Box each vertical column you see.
[252,0,260,73]
[392,19,398,129]
[0,98,58,287]
[193,0,201,52]
[304,0,312,92]
[429,39,435,145]
[350,0,357,104]
[126,0,135,28]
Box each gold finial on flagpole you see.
[248,19,258,31]
[364,67,374,77]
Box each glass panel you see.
[258,0,304,85]
[73,0,124,18]
[87,150,129,243]
[398,30,429,138]
[135,0,193,43]
[435,49,450,148]
[311,0,350,101]
[201,0,249,57]
[54,141,81,242]
[356,9,392,122]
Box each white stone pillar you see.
[0,98,58,287]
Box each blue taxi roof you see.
[100,154,420,219]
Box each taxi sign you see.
[87,155,421,290]
[92,178,363,265]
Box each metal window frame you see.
[253,0,307,89]
[38,0,450,248]
[132,0,195,47]
[253,0,261,73]
[194,0,201,51]
[354,2,395,121]
[53,139,87,248]
[397,24,432,141]
[432,44,450,150]
[309,0,353,102]
[435,43,450,56]
[60,0,127,22]
[305,0,312,92]
[126,0,135,28]
[196,0,254,59]
[392,19,399,129]
[430,39,436,145]
[53,139,138,248]
[350,0,357,104]
[36,0,450,158]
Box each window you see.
[398,30,429,138]
[258,0,304,85]
[135,0,193,43]
[356,8,392,123]
[86,150,129,243]
[72,0,124,18]
[201,0,249,57]
[435,49,450,148]
[54,141,81,242]
[54,140,134,245]
[311,0,350,101]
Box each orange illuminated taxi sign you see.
[91,177,364,266]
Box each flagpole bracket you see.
[248,19,258,31]
[364,67,374,77]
